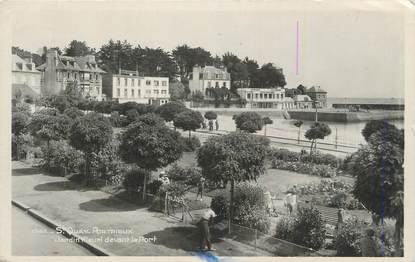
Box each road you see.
[12,206,93,256]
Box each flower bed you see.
[271,159,337,178]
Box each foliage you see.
[211,194,229,221]
[169,80,187,101]
[147,179,163,195]
[155,101,187,122]
[126,109,140,123]
[257,63,286,88]
[29,109,73,142]
[275,206,326,250]
[172,44,214,79]
[40,140,84,176]
[166,164,202,187]
[119,115,183,171]
[293,120,303,128]
[334,217,366,256]
[192,91,205,102]
[63,107,84,119]
[268,148,300,162]
[109,111,129,127]
[12,102,31,115]
[233,112,263,133]
[197,132,270,184]
[271,160,337,178]
[361,120,402,145]
[173,109,203,137]
[304,122,331,141]
[178,136,201,152]
[262,117,273,126]
[64,40,95,57]
[12,112,30,136]
[164,182,188,199]
[122,168,148,192]
[12,134,37,160]
[204,111,217,120]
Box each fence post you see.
[254,229,257,250]
[335,127,338,149]
[164,192,168,215]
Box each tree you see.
[173,110,203,139]
[169,80,186,101]
[29,109,73,168]
[293,120,304,144]
[69,113,113,184]
[63,107,84,119]
[361,120,403,147]
[172,45,213,79]
[12,112,30,160]
[304,122,331,154]
[262,117,273,136]
[204,111,217,120]
[197,132,270,233]
[222,52,249,91]
[233,112,263,133]
[257,63,287,88]
[352,123,404,256]
[64,40,95,57]
[243,57,261,88]
[119,115,183,200]
[155,101,187,122]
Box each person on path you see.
[202,121,207,129]
[208,120,214,131]
[196,177,206,201]
[215,120,219,131]
[360,228,379,256]
[198,207,217,251]
[284,190,297,215]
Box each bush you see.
[89,143,126,185]
[275,206,326,250]
[122,168,148,192]
[12,133,36,160]
[234,202,271,233]
[271,160,336,178]
[334,217,365,256]
[302,151,340,168]
[147,179,163,195]
[41,140,84,176]
[268,148,300,162]
[166,164,202,187]
[178,136,201,152]
[211,194,229,221]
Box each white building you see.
[189,65,230,96]
[294,95,314,109]
[108,69,170,105]
[237,88,295,109]
[12,54,42,95]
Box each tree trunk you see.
[188,130,191,140]
[309,140,314,156]
[142,172,148,201]
[228,179,235,234]
[394,216,403,256]
[297,127,301,144]
[15,136,19,160]
[315,139,318,151]
[264,125,267,136]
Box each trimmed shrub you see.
[41,140,84,176]
[89,143,126,185]
[275,206,326,250]
[211,194,229,221]
[178,136,201,152]
[271,160,336,178]
[166,164,202,187]
[269,148,300,162]
[334,218,365,256]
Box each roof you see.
[306,86,327,93]
[36,54,106,74]
[294,95,313,102]
[12,54,40,73]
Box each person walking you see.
[198,207,217,251]
[215,120,219,131]
[196,177,205,201]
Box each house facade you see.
[12,54,42,95]
[106,69,170,105]
[237,88,295,109]
[294,95,314,109]
[305,86,327,108]
[189,65,230,96]
[36,49,106,100]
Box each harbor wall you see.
[287,110,404,122]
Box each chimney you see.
[42,49,59,96]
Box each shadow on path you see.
[79,196,146,212]
[143,226,223,252]
[34,181,79,191]
[12,167,41,176]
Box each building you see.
[294,95,314,109]
[236,88,295,109]
[104,69,170,105]
[305,86,327,108]
[189,65,230,96]
[36,49,106,100]
[12,54,42,95]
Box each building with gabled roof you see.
[36,49,106,100]
[305,85,327,108]
[12,54,42,95]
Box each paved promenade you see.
[12,161,271,257]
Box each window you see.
[260,93,263,99]
[124,88,127,97]
[146,80,151,85]
[162,81,167,86]
[215,74,219,79]
[67,72,70,78]
[132,89,135,97]
[264,94,267,99]
[161,90,167,95]
[137,89,141,97]
[96,74,98,81]
[117,88,120,97]
[281,94,284,99]
[137,80,141,86]
[117,77,120,86]
[255,93,258,99]
[124,78,127,86]
[189,73,193,80]
[199,73,203,79]
[154,80,159,86]
[16,63,22,70]
[247,93,251,99]
[223,82,226,88]
[154,90,159,95]
[276,94,280,99]
[215,82,219,88]
[131,79,135,86]
[207,81,211,88]
[146,90,151,94]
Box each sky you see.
[9,0,408,98]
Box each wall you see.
[287,110,404,122]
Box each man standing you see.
[208,120,213,131]
[215,120,219,131]
[198,207,217,251]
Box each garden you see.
[12,90,404,256]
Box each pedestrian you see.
[198,207,217,251]
[208,120,213,131]
[202,121,207,129]
[215,120,219,131]
[158,171,170,186]
[284,190,297,215]
[360,228,379,256]
[196,177,205,201]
